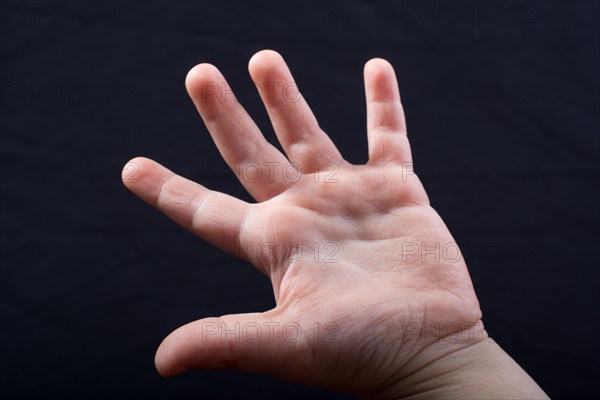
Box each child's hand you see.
[123,50,547,399]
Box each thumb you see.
[155,311,310,378]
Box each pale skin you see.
[122,50,549,399]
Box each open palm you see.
[123,50,483,397]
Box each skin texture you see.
[122,50,548,399]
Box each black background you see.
[1,1,599,399]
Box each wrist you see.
[359,324,549,400]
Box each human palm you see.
[123,50,483,397]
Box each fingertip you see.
[121,156,173,199]
[154,329,189,378]
[364,58,395,78]
[155,347,185,378]
[248,49,285,75]
[364,58,400,103]
[121,156,147,187]
[185,63,221,93]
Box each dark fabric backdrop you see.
[1,1,598,399]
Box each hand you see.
[122,50,546,399]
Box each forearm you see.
[362,339,549,400]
